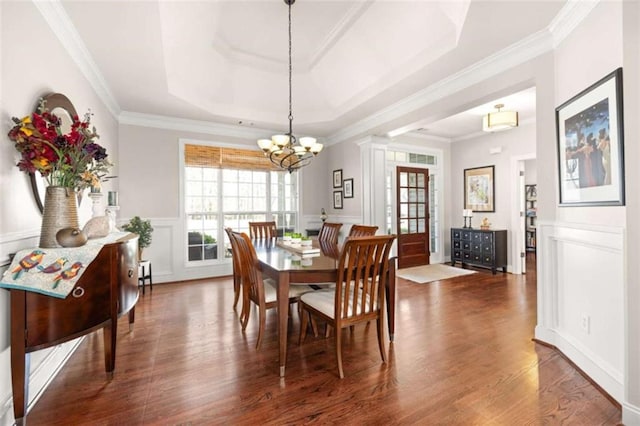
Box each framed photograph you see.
[464,165,495,212]
[343,178,354,198]
[333,169,343,188]
[333,191,343,209]
[556,68,625,206]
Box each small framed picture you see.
[464,165,495,212]
[333,169,343,188]
[343,178,353,198]
[333,191,343,209]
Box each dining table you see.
[253,238,396,377]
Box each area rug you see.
[396,264,476,284]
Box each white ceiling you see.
[55,0,571,142]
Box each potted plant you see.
[121,216,153,261]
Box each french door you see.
[396,166,430,269]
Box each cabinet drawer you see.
[463,251,471,260]
[483,244,493,254]
[453,240,461,249]
[462,242,471,250]
[473,253,482,262]
[471,232,482,243]
[453,249,462,260]
[483,255,494,265]
[462,230,471,240]
[472,243,481,252]
[483,233,493,243]
[452,230,461,239]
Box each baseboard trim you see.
[532,338,621,409]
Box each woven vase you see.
[39,186,80,248]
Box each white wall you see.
[524,159,537,185]
[0,2,119,424]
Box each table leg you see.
[277,271,290,377]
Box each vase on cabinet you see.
[40,186,80,248]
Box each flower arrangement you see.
[7,97,112,192]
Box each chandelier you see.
[482,103,519,132]
[257,0,323,173]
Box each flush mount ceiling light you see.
[257,0,323,173]
[482,103,519,132]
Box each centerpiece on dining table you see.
[8,95,112,247]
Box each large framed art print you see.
[556,68,625,206]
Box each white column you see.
[358,136,390,234]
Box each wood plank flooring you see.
[24,255,621,425]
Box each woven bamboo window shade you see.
[184,144,281,171]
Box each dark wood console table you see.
[10,234,139,424]
[451,228,507,274]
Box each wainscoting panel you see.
[535,220,624,402]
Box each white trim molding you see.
[33,0,121,119]
[535,220,624,403]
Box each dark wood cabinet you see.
[10,234,139,424]
[451,228,507,274]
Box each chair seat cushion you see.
[264,279,315,303]
[300,288,373,319]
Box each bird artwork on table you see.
[11,250,46,279]
[37,257,69,274]
[52,262,83,289]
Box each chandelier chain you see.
[288,1,293,134]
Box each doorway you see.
[396,166,430,269]
[510,154,536,275]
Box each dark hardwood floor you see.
[24,254,621,425]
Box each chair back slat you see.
[248,221,278,239]
[348,224,378,237]
[334,235,395,322]
[318,222,342,244]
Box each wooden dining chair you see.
[348,224,378,237]
[317,222,342,244]
[230,230,315,349]
[248,221,278,239]
[298,234,396,378]
[224,227,243,314]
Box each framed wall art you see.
[464,165,495,212]
[333,169,343,188]
[556,67,625,206]
[333,190,343,209]
[343,178,353,198]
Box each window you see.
[184,144,298,263]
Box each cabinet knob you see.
[128,269,134,278]
[72,287,85,298]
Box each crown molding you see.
[327,28,553,144]
[119,111,278,141]
[209,2,372,74]
[307,1,374,69]
[548,0,600,48]
[33,0,121,119]
[328,0,596,145]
